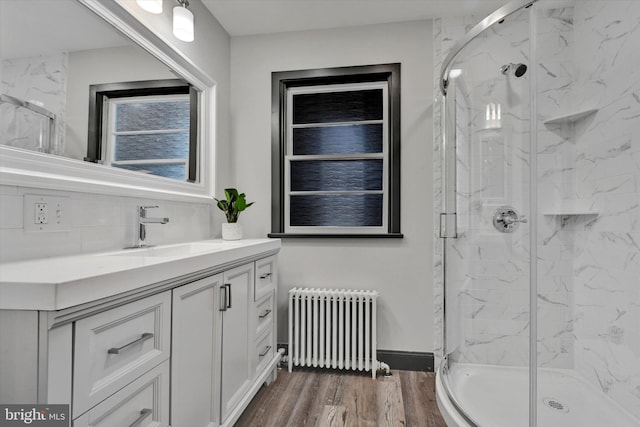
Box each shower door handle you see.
[440,74,459,239]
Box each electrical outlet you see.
[35,203,48,224]
[24,194,70,232]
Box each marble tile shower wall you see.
[432,16,446,368]
[569,1,640,418]
[535,5,576,370]
[0,185,212,263]
[536,0,640,416]
[435,0,640,417]
[1,54,67,154]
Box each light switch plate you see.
[24,194,71,232]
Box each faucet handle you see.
[493,206,527,233]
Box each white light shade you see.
[173,6,194,42]
[136,0,163,14]
[449,69,462,79]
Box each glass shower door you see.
[440,6,533,426]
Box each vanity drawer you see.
[255,331,274,375]
[255,293,274,338]
[73,291,171,417]
[254,256,276,301]
[73,360,169,427]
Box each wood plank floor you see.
[235,368,448,427]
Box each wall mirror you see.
[0,0,212,198]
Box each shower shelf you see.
[543,109,598,126]
[543,211,598,216]
[543,211,598,226]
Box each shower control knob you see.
[493,206,527,233]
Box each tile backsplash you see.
[0,184,212,262]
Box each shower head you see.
[500,63,528,77]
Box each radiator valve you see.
[377,361,392,377]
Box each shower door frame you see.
[0,94,57,154]
[437,0,539,426]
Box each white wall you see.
[230,21,434,353]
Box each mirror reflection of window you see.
[87,80,199,182]
[107,95,190,180]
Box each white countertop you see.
[0,239,280,311]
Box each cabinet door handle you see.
[220,285,227,311]
[259,309,272,319]
[259,345,272,357]
[259,272,272,280]
[220,284,231,311]
[108,333,154,355]
[129,408,152,427]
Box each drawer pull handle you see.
[129,408,152,427]
[259,345,272,357]
[108,333,154,355]
[259,273,272,279]
[259,309,272,319]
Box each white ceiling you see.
[0,0,508,59]
[201,0,506,37]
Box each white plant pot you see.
[222,223,243,240]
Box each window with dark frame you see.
[270,64,402,238]
[85,79,198,182]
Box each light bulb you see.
[173,5,194,42]
[136,0,163,14]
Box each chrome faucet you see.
[134,205,169,247]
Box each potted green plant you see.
[214,188,254,240]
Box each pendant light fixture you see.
[136,0,163,14]
[173,0,194,42]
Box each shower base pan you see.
[436,363,638,427]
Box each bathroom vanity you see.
[0,239,280,427]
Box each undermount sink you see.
[105,241,231,258]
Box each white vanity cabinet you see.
[171,259,277,427]
[219,263,254,424]
[252,256,277,376]
[71,292,173,426]
[171,273,223,427]
[74,361,170,427]
[73,291,171,417]
[0,239,281,427]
